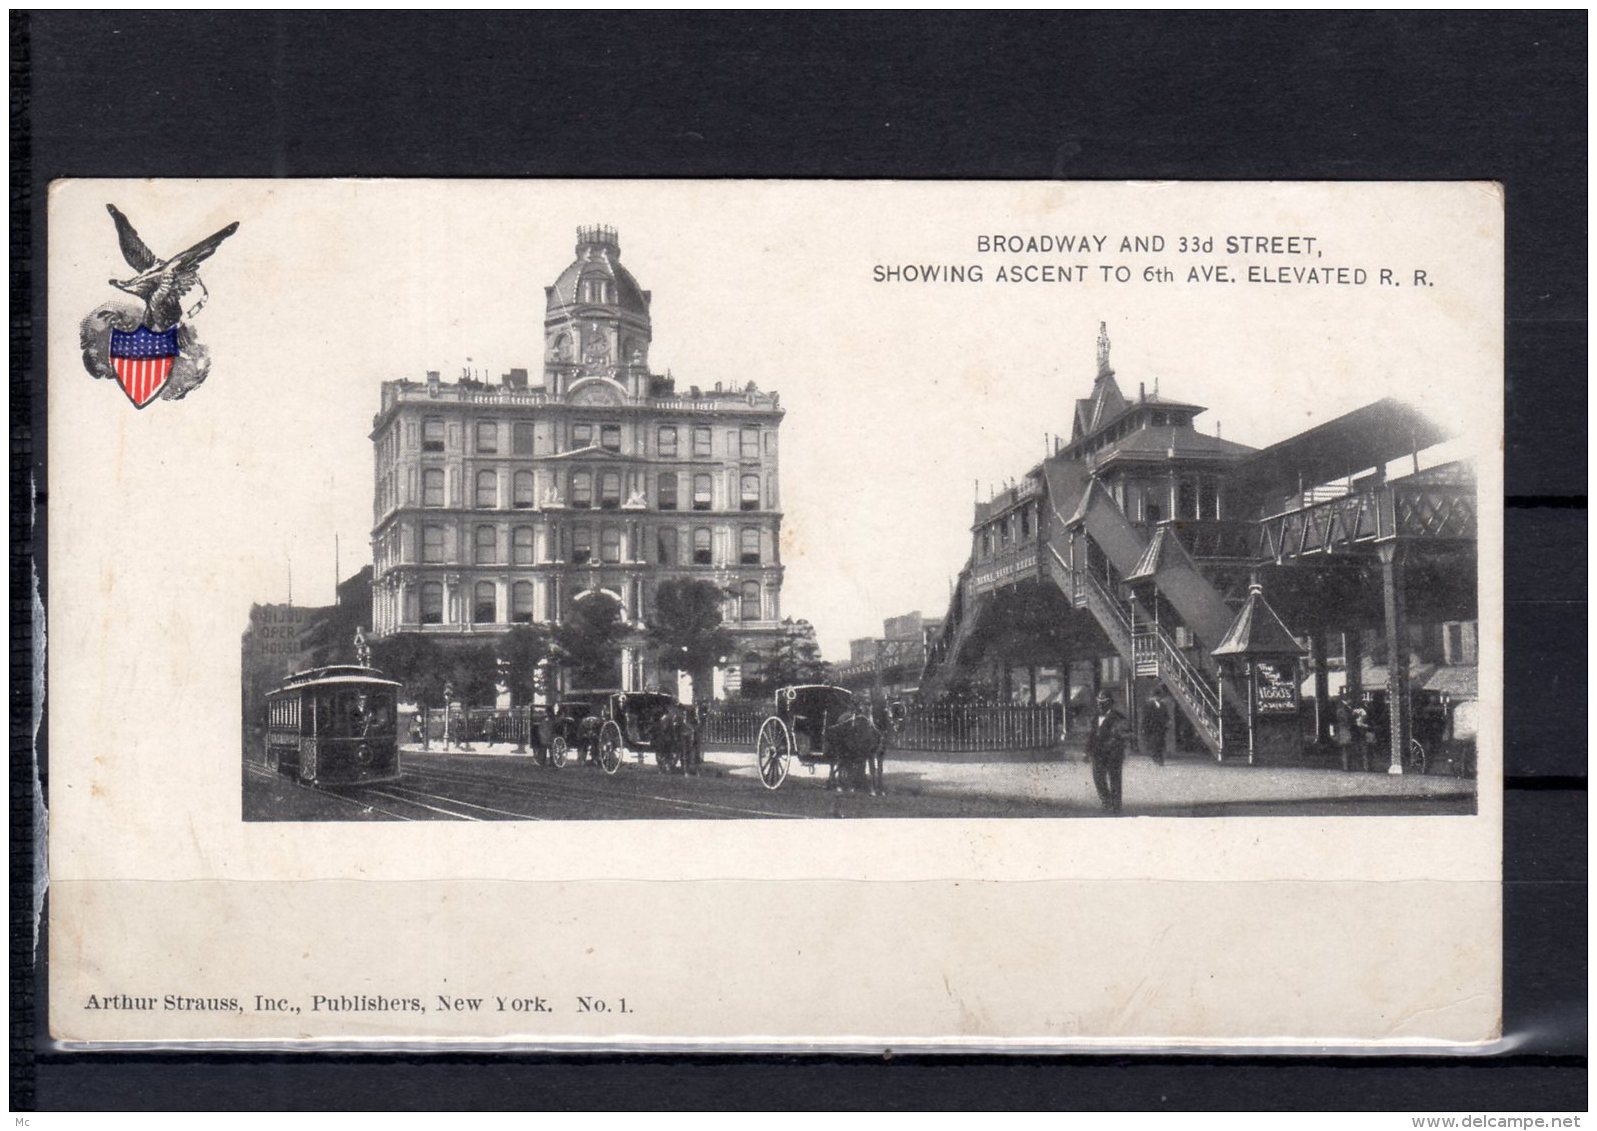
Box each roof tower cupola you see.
[543,224,654,399]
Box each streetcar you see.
[264,665,403,785]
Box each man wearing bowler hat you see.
[1085,690,1130,813]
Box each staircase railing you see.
[1152,622,1224,753]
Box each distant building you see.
[368,225,785,696]
[836,610,945,697]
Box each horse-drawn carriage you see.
[545,689,699,775]
[755,684,885,793]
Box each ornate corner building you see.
[368,225,785,695]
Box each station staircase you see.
[1042,465,1249,758]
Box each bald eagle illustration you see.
[105,204,239,333]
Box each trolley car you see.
[264,665,402,785]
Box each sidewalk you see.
[401,739,1476,813]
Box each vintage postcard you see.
[44,180,1500,1048]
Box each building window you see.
[474,524,496,565]
[658,472,678,510]
[740,527,761,565]
[741,581,761,621]
[422,524,445,564]
[475,421,497,454]
[513,471,536,509]
[421,582,444,624]
[422,417,445,452]
[692,527,712,565]
[740,474,760,511]
[473,581,496,624]
[600,471,621,510]
[692,426,712,458]
[741,426,760,459]
[513,526,535,565]
[657,526,678,566]
[1020,506,1032,538]
[475,470,497,508]
[422,468,445,507]
[512,422,534,456]
[1444,621,1478,666]
[600,424,621,452]
[1177,479,1198,521]
[658,426,677,458]
[571,527,592,564]
[512,581,535,624]
[601,525,622,564]
[570,470,592,509]
[692,473,713,511]
[571,422,593,449]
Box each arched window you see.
[657,526,678,566]
[692,527,712,565]
[513,471,536,509]
[601,525,622,564]
[740,474,760,511]
[600,471,621,509]
[422,468,445,507]
[571,527,592,564]
[473,581,496,624]
[658,472,678,510]
[420,582,444,625]
[511,581,535,624]
[692,473,713,511]
[740,527,760,565]
[475,470,497,508]
[475,524,497,565]
[422,524,445,564]
[512,526,535,565]
[570,470,592,509]
[741,581,761,621]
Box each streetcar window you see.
[314,688,396,739]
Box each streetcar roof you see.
[268,665,400,693]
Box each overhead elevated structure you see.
[923,324,1478,770]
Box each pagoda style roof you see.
[1212,585,1307,658]
[1091,423,1256,466]
[1127,523,1200,582]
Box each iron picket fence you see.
[409,702,1066,754]
[894,703,1065,752]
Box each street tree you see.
[499,623,554,706]
[744,617,830,698]
[370,632,446,706]
[554,592,627,687]
[646,579,736,702]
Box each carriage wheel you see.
[757,717,791,790]
[549,735,568,770]
[1408,738,1427,775]
[598,721,623,775]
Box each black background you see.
[12,11,1585,1112]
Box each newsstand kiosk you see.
[1212,582,1308,764]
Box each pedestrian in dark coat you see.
[1085,691,1130,813]
[1143,692,1170,765]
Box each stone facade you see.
[369,225,784,695]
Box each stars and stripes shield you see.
[108,325,180,408]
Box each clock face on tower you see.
[583,324,611,364]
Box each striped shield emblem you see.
[108,325,180,408]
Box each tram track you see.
[401,758,808,821]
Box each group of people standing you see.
[1082,689,1172,814]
